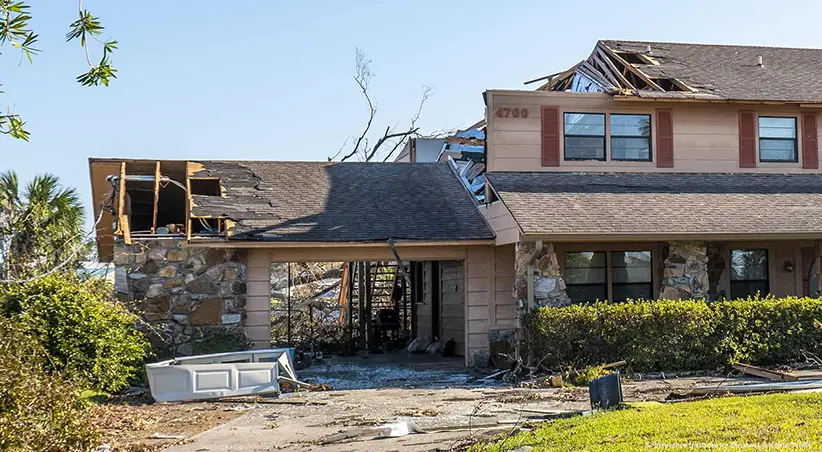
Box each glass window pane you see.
[565,136,605,160]
[610,114,651,137]
[565,252,607,303]
[760,138,796,161]
[731,281,769,299]
[611,137,651,161]
[759,117,796,138]
[567,284,607,303]
[612,251,652,283]
[564,113,605,136]
[565,251,607,268]
[612,283,653,302]
[731,249,768,281]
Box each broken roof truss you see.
[529,41,698,95]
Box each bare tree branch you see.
[340,47,376,162]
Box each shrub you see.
[526,295,822,372]
[0,274,149,392]
[0,318,99,451]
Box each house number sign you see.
[494,107,529,118]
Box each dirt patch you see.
[90,394,247,451]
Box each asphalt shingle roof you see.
[601,40,822,102]
[486,172,822,237]
[190,161,494,242]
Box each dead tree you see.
[332,48,435,163]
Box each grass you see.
[472,393,822,452]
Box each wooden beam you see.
[152,161,161,233]
[116,162,133,245]
[732,363,799,381]
[598,43,664,91]
[185,161,192,243]
[594,47,635,90]
[587,54,619,86]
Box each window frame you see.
[563,251,609,303]
[562,248,654,303]
[758,116,798,163]
[609,113,653,162]
[729,248,770,299]
[610,250,654,302]
[563,112,606,161]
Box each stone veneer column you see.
[112,239,248,355]
[512,241,571,308]
[659,241,709,300]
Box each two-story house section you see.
[479,40,822,335]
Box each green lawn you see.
[473,393,822,451]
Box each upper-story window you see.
[759,116,797,162]
[611,114,652,161]
[564,113,605,161]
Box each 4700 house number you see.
[494,107,529,118]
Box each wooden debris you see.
[732,363,799,382]
[602,360,628,370]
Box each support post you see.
[152,161,160,233]
[358,262,366,350]
[287,262,292,344]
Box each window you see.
[564,250,653,302]
[564,113,605,160]
[611,251,653,301]
[759,117,797,162]
[611,114,651,161]
[564,252,607,302]
[731,249,769,299]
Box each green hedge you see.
[526,296,822,371]
[0,274,149,392]
[0,317,99,451]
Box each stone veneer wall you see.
[113,239,248,355]
[512,241,571,308]
[659,241,709,300]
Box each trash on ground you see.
[145,348,297,402]
[732,363,799,381]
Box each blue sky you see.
[3,0,822,227]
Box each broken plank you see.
[732,363,799,382]
[602,360,628,370]
[152,161,160,233]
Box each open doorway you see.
[268,259,466,360]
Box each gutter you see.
[521,232,822,242]
[183,239,496,249]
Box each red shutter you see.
[541,106,560,166]
[739,110,757,168]
[655,109,674,168]
[802,113,819,169]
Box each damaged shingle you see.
[190,161,494,242]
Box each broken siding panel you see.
[480,202,520,245]
[440,260,465,356]
[487,91,818,173]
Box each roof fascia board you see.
[184,239,495,249]
[522,232,822,242]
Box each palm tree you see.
[0,171,86,280]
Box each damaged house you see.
[91,40,822,367]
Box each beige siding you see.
[486,90,822,173]
[244,249,271,349]
[479,202,520,245]
[465,246,496,362]
[493,244,517,328]
[440,261,465,355]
